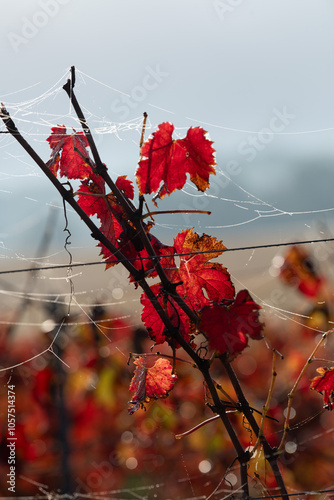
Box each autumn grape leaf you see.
[200,304,248,358]
[180,126,216,191]
[98,201,124,263]
[174,227,225,261]
[136,122,216,202]
[32,367,54,407]
[128,357,177,414]
[172,228,234,311]
[78,186,128,267]
[310,366,334,410]
[46,125,92,179]
[77,173,106,217]
[127,234,176,283]
[102,232,175,278]
[279,246,323,298]
[141,284,194,347]
[229,289,264,340]
[140,230,234,341]
[115,175,134,200]
[200,290,264,359]
[76,173,138,267]
[99,217,169,272]
[77,176,125,263]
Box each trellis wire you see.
[0,236,333,276]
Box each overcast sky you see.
[1,0,334,251]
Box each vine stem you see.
[252,350,280,455]
[201,364,251,498]
[175,415,220,439]
[277,329,333,452]
[128,352,195,366]
[63,67,199,326]
[0,106,141,280]
[220,355,290,500]
[0,109,193,364]
[139,111,148,149]
[63,70,136,218]
[129,276,251,497]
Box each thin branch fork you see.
[0,105,200,371]
[0,106,139,279]
[220,354,290,500]
[63,67,199,325]
[63,72,135,217]
[278,329,333,453]
[0,107,200,363]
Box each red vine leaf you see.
[229,289,264,340]
[310,366,334,410]
[115,175,134,200]
[180,126,216,191]
[98,201,124,255]
[46,125,92,179]
[200,305,248,358]
[174,227,225,261]
[172,229,234,310]
[77,175,137,267]
[77,173,106,217]
[136,122,216,202]
[128,234,176,283]
[144,358,176,397]
[77,175,128,267]
[46,125,67,149]
[141,284,194,347]
[279,246,323,298]
[128,357,177,414]
[200,290,264,358]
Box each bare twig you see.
[277,329,333,452]
[252,350,281,455]
[220,354,290,500]
[63,67,199,325]
[139,111,148,149]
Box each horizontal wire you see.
[0,237,333,276]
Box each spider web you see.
[1,68,334,500]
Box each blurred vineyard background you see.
[1,235,334,499]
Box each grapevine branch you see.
[0,107,142,280]
[277,329,333,452]
[252,350,281,455]
[0,107,185,344]
[220,354,289,500]
[1,66,293,498]
[63,69,200,325]
[0,103,252,498]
